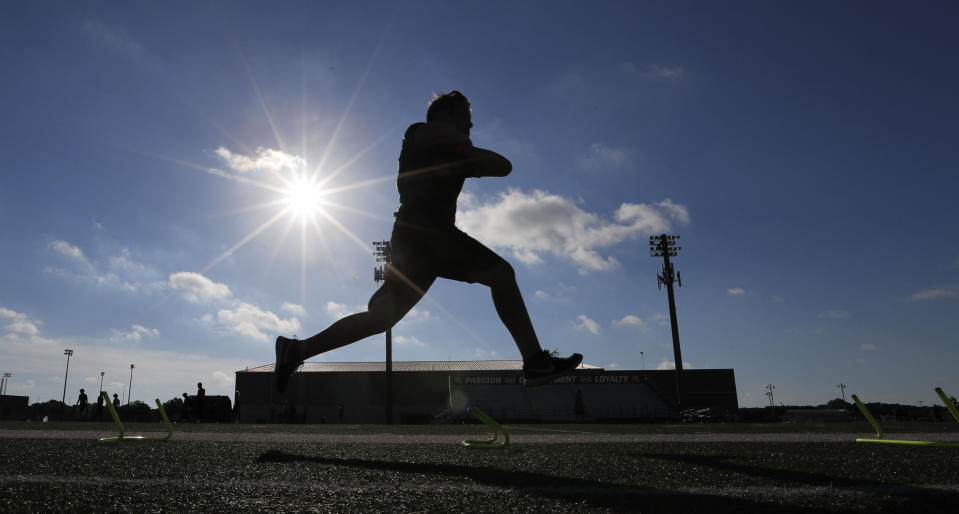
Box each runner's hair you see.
[427,90,470,121]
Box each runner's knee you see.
[479,259,515,287]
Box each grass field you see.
[2,421,958,512]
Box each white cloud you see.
[908,288,957,302]
[572,314,600,335]
[650,65,685,79]
[624,62,685,80]
[614,315,645,328]
[282,303,306,316]
[727,288,745,296]
[108,248,147,274]
[607,363,621,369]
[46,241,153,293]
[652,313,668,326]
[325,301,350,320]
[474,347,498,359]
[110,324,159,343]
[216,302,301,342]
[50,240,89,265]
[656,360,694,370]
[169,272,232,303]
[403,308,431,323]
[580,143,630,169]
[860,343,877,351]
[0,307,40,335]
[818,310,850,320]
[211,370,232,384]
[456,189,690,273]
[394,335,427,347]
[214,146,306,174]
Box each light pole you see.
[640,352,645,378]
[837,383,846,402]
[1,373,10,395]
[373,240,393,424]
[765,384,776,408]
[99,372,105,394]
[650,234,683,405]
[62,349,74,403]
[127,364,135,405]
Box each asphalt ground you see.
[2,421,959,513]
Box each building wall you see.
[235,368,737,424]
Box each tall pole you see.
[62,349,74,403]
[127,364,135,404]
[837,383,846,402]
[373,240,393,425]
[1,373,9,395]
[99,372,105,394]
[650,234,684,405]
[766,384,776,407]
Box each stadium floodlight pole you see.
[650,234,683,405]
[1,373,10,395]
[62,349,74,403]
[766,384,775,408]
[128,364,134,405]
[837,383,846,402]
[99,372,105,395]
[373,240,393,425]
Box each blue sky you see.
[1,2,957,407]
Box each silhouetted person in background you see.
[275,91,581,392]
[232,390,241,423]
[75,388,88,418]
[112,393,121,411]
[196,382,205,422]
[180,392,192,422]
[96,391,105,419]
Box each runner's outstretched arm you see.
[462,146,511,177]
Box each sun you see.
[283,175,326,219]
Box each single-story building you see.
[234,360,738,424]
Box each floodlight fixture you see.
[372,239,394,424]
[128,364,135,405]
[62,349,74,403]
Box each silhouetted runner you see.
[275,91,581,392]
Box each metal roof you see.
[240,360,601,373]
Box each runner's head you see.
[427,90,472,135]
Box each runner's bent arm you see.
[461,146,511,177]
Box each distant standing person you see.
[75,388,88,418]
[232,390,241,423]
[112,393,121,411]
[274,90,582,392]
[180,392,192,422]
[196,382,205,422]
[96,391,105,419]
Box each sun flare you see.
[283,175,326,218]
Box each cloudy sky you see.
[2,2,957,407]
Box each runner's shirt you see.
[395,122,476,230]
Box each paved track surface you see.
[2,422,958,512]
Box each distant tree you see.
[28,400,68,421]
[118,400,155,422]
[163,397,185,420]
[825,398,850,410]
